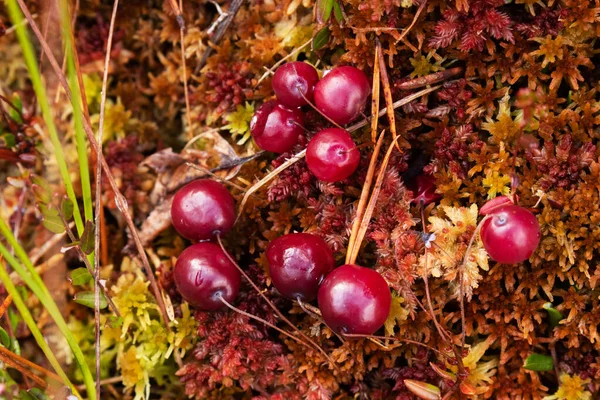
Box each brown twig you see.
[395,67,463,91]
[394,0,427,45]
[342,333,447,358]
[16,0,171,329]
[196,0,245,73]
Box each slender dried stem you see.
[342,333,446,358]
[218,296,314,350]
[215,234,339,371]
[0,294,12,319]
[0,345,64,384]
[0,351,48,389]
[92,0,120,396]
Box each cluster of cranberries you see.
[168,63,542,338]
[170,178,392,335]
[250,62,370,182]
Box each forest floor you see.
[0,0,600,399]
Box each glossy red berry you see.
[313,66,370,125]
[272,61,319,109]
[250,100,304,154]
[171,179,236,242]
[266,233,335,301]
[480,204,540,264]
[306,128,360,182]
[173,242,241,310]
[410,174,441,206]
[317,264,391,335]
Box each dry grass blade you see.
[370,44,380,142]
[0,345,64,384]
[237,149,306,219]
[346,131,385,265]
[394,0,427,44]
[377,39,400,151]
[0,294,12,318]
[0,351,48,389]
[15,0,172,329]
[347,85,441,133]
[349,136,402,263]
[94,0,120,396]
[255,38,312,87]
[179,0,192,131]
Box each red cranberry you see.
[317,264,391,335]
[480,204,541,264]
[313,66,370,125]
[250,100,304,154]
[410,174,441,206]
[272,61,319,108]
[306,128,360,182]
[266,233,335,301]
[173,242,241,310]
[171,179,236,242]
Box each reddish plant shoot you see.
[272,61,319,108]
[480,204,541,264]
[313,66,370,125]
[266,233,335,301]
[306,128,360,182]
[317,264,391,335]
[171,179,236,242]
[173,242,241,310]
[250,100,304,154]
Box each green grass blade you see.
[58,0,93,229]
[6,0,85,236]
[0,265,80,399]
[0,219,96,398]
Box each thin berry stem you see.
[218,296,313,350]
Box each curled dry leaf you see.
[139,130,248,246]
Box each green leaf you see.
[312,27,330,51]
[0,133,16,148]
[523,353,554,371]
[315,0,334,24]
[0,326,10,347]
[404,380,441,400]
[23,388,49,400]
[80,220,96,255]
[543,302,564,328]
[74,291,108,309]
[9,94,23,124]
[333,1,344,23]
[61,197,74,221]
[69,268,92,286]
[106,315,123,329]
[32,184,51,206]
[43,214,65,234]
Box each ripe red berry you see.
[266,233,335,301]
[480,204,541,264]
[171,179,236,242]
[317,264,391,335]
[250,100,304,154]
[173,242,241,310]
[306,128,360,182]
[272,61,319,109]
[313,66,370,125]
[410,174,441,206]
